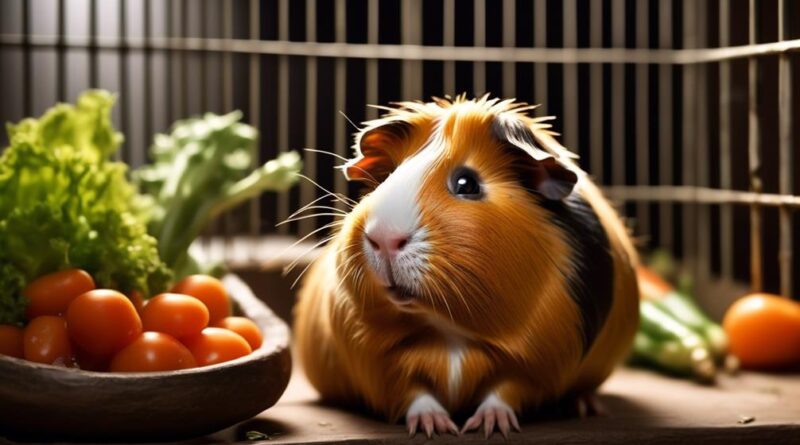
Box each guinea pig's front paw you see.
[461,393,521,439]
[405,393,459,438]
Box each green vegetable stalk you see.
[0,91,171,324]
[134,111,302,279]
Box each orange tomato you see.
[66,289,142,358]
[0,325,24,358]
[171,275,230,323]
[24,269,95,320]
[23,316,74,366]
[110,332,197,372]
[182,327,252,366]
[723,293,800,369]
[213,317,263,350]
[140,293,209,339]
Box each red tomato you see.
[66,289,142,358]
[213,317,263,350]
[0,325,24,358]
[110,332,197,372]
[24,269,95,320]
[23,316,74,366]
[171,275,230,323]
[140,293,209,339]
[182,327,252,366]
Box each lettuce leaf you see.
[0,90,171,325]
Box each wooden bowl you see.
[0,274,292,441]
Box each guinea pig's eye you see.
[449,167,483,200]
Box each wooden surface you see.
[195,366,800,444]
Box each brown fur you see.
[294,96,639,422]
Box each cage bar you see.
[611,0,624,187]
[300,0,319,237]
[366,0,378,119]
[119,0,129,163]
[562,0,578,152]
[248,0,261,235]
[777,0,793,297]
[277,0,290,234]
[748,0,763,291]
[56,0,65,102]
[333,0,347,211]
[473,0,485,95]
[589,0,603,183]
[443,0,455,96]
[635,0,651,241]
[501,0,515,99]
[719,0,733,281]
[658,0,674,251]
[533,0,547,115]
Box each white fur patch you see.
[448,342,465,398]
[406,393,447,419]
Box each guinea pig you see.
[293,95,639,438]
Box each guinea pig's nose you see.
[365,230,409,256]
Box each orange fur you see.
[294,96,639,422]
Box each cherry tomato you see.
[213,317,262,350]
[171,275,230,323]
[0,325,24,358]
[140,293,209,339]
[723,293,800,369]
[24,269,95,320]
[66,289,142,358]
[110,332,197,372]
[182,327,252,366]
[23,316,74,366]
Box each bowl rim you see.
[0,273,289,378]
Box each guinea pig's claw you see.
[462,396,521,439]
[406,412,458,438]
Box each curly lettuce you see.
[0,91,171,324]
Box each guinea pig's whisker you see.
[280,221,345,273]
[288,204,348,219]
[288,234,341,288]
[296,174,357,208]
[277,212,346,226]
[283,227,345,276]
[292,192,345,216]
[303,147,350,163]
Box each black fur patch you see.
[541,192,615,355]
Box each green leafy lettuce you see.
[0,91,171,324]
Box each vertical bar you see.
[166,0,174,122]
[719,0,733,281]
[748,0,762,290]
[89,0,98,87]
[300,0,319,237]
[180,0,188,117]
[502,0,516,98]
[57,0,66,101]
[22,0,32,115]
[473,0,486,95]
[778,0,793,297]
[659,0,674,251]
[248,0,261,235]
[611,0,624,186]
[635,0,650,239]
[199,1,207,112]
[144,0,153,153]
[366,0,379,119]
[589,0,603,182]
[402,0,423,99]
[334,0,348,210]
[277,0,291,233]
[443,0,455,96]
[694,0,711,288]
[682,0,698,274]
[562,0,578,151]
[222,0,234,112]
[119,0,129,163]
[534,0,547,114]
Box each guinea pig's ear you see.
[493,116,578,200]
[344,120,410,184]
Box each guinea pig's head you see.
[336,96,583,337]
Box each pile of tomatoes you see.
[0,270,262,372]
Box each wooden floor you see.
[198,366,800,444]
